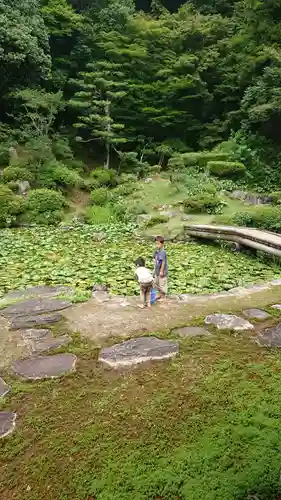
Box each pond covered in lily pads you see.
[0,225,281,297]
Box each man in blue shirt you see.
[153,235,168,300]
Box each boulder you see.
[1,298,71,317]
[0,377,10,397]
[257,322,281,347]
[144,177,153,184]
[10,313,63,330]
[172,326,211,337]
[12,353,77,379]
[204,314,254,331]
[243,309,270,320]
[17,180,30,195]
[137,214,152,224]
[159,211,177,218]
[0,412,16,438]
[99,336,179,368]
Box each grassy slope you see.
[1,320,281,500]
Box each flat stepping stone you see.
[204,314,254,331]
[172,326,211,337]
[243,309,270,320]
[31,335,72,353]
[1,298,71,318]
[99,336,179,368]
[21,329,50,340]
[257,322,281,347]
[11,313,62,330]
[3,285,75,302]
[0,412,16,438]
[12,353,77,379]
[0,377,10,397]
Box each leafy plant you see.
[90,187,109,206]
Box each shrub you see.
[270,191,281,205]
[6,181,20,192]
[38,161,83,189]
[167,155,185,171]
[149,165,161,174]
[2,166,34,183]
[118,173,138,184]
[84,205,116,224]
[112,183,136,197]
[27,189,66,213]
[28,210,64,225]
[183,193,224,214]
[90,168,117,187]
[0,186,26,227]
[181,152,229,168]
[127,202,149,216]
[219,206,281,233]
[146,215,169,226]
[90,187,108,206]
[208,161,246,178]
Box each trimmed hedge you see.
[183,193,224,214]
[208,161,246,178]
[27,189,66,213]
[2,166,34,183]
[0,185,26,227]
[181,152,229,168]
[167,156,185,170]
[270,191,281,205]
[90,168,118,187]
[90,187,108,206]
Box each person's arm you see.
[159,251,166,278]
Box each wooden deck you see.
[184,224,281,257]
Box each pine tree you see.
[69,61,128,169]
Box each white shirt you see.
[136,266,153,284]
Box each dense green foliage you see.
[1,226,280,296]
[220,205,281,233]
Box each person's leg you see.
[139,285,145,308]
[146,284,152,308]
[158,276,168,300]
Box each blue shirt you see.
[154,249,168,277]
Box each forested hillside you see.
[1,0,281,226]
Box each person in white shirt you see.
[135,257,154,308]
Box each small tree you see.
[69,61,128,169]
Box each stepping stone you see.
[0,377,10,397]
[204,314,254,331]
[257,322,281,347]
[243,309,270,320]
[3,285,75,302]
[31,335,72,353]
[271,304,281,310]
[21,329,50,340]
[99,336,179,368]
[12,353,77,379]
[11,313,62,330]
[172,326,211,338]
[0,412,16,438]
[1,299,71,318]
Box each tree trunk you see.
[104,100,111,169]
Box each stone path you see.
[99,337,179,368]
[1,283,281,440]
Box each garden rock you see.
[205,314,254,331]
[137,214,152,224]
[0,377,10,397]
[159,211,177,218]
[92,232,106,242]
[0,412,16,438]
[10,313,63,330]
[30,335,72,353]
[12,353,77,379]
[17,180,30,195]
[144,177,153,183]
[1,298,71,317]
[92,284,108,292]
[243,309,270,320]
[21,329,50,340]
[92,291,109,303]
[99,336,179,367]
[271,304,281,310]
[172,326,211,337]
[3,285,75,302]
[256,322,281,347]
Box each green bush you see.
[270,191,281,205]
[149,165,161,174]
[181,152,229,168]
[2,166,34,183]
[84,205,116,224]
[39,161,83,189]
[167,155,185,171]
[127,202,149,216]
[146,215,169,226]
[112,183,136,197]
[208,161,246,178]
[118,173,138,184]
[90,168,117,187]
[0,186,26,227]
[90,187,108,206]
[183,193,224,214]
[6,181,20,192]
[219,206,281,233]
[27,189,66,213]
[28,210,64,226]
